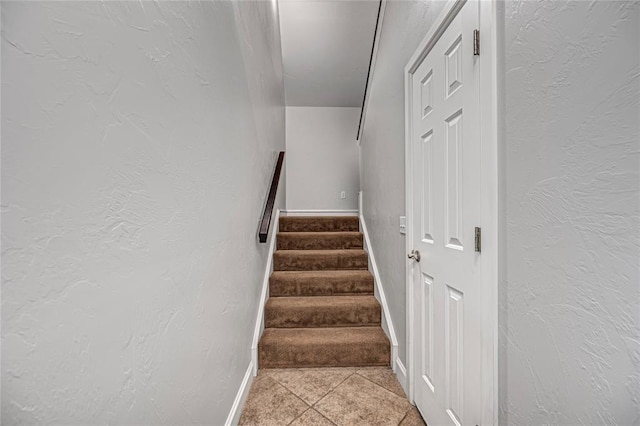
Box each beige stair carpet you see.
[258,216,390,368]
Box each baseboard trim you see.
[282,209,359,217]
[395,357,409,398]
[251,209,280,375]
[225,361,254,426]
[359,213,399,370]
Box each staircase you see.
[258,216,390,368]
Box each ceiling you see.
[278,0,379,107]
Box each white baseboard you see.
[359,212,399,370]
[282,209,359,217]
[395,357,409,398]
[225,361,254,426]
[251,209,280,374]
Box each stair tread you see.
[265,295,380,328]
[277,232,363,250]
[269,270,374,297]
[259,326,390,368]
[274,249,368,271]
[275,249,366,255]
[260,326,389,345]
[267,295,379,308]
[279,216,359,232]
[282,216,357,219]
[280,215,358,222]
[281,216,358,222]
[277,231,363,236]
[271,270,372,278]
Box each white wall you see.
[359,0,446,365]
[360,0,640,422]
[286,107,360,211]
[1,2,285,424]
[500,1,640,423]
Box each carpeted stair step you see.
[269,270,374,297]
[259,327,390,368]
[274,249,368,271]
[265,295,381,328]
[277,231,363,250]
[279,216,359,233]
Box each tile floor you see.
[238,367,426,426]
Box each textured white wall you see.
[1,1,284,424]
[286,107,360,211]
[361,0,639,422]
[359,0,446,365]
[500,1,640,423]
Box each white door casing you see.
[404,0,498,425]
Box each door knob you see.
[408,249,421,262]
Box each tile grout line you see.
[271,368,351,426]
[314,369,414,426]
[308,370,356,426]
[285,407,310,426]
[309,369,357,410]
[270,381,312,425]
[397,408,412,426]
[252,368,417,426]
[351,370,417,425]
[313,407,339,426]
[354,370,409,400]
[239,376,308,426]
[267,368,357,408]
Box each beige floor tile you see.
[356,367,406,397]
[267,367,355,405]
[314,374,412,426]
[399,406,427,426]
[289,408,336,426]
[238,380,309,426]
[249,373,279,394]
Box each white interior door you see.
[410,1,481,425]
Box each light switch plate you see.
[399,216,406,234]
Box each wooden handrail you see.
[258,151,285,243]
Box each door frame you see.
[404,0,499,424]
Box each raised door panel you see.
[445,285,464,426]
[445,109,463,251]
[421,130,434,244]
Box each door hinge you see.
[473,29,480,56]
[475,227,481,253]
